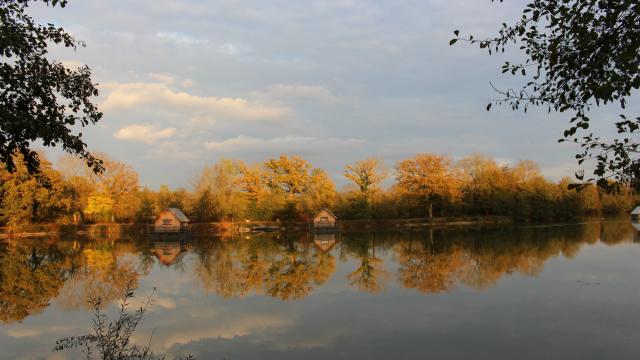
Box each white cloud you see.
[180,78,197,87]
[100,82,291,121]
[261,84,345,104]
[155,31,206,46]
[219,42,253,56]
[149,72,175,85]
[151,141,199,160]
[204,135,365,155]
[114,124,176,144]
[149,314,292,351]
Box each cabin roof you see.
[316,208,337,219]
[632,206,640,215]
[165,208,189,222]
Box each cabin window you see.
[321,217,329,222]
[162,219,172,225]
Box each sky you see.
[29,0,637,189]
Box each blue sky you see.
[30,0,636,189]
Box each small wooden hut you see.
[313,208,338,229]
[154,208,190,233]
[632,206,640,221]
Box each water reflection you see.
[0,220,636,325]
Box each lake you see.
[1,220,640,359]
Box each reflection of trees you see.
[263,237,335,300]
[192,233,337,300]
[265,253,312,300]
[0,241,73,323]
[599,220,635,246]
[1,220,628,324]
[312,251,336,285]
[55,243,140,311]
[0,239,141,322]
[395,238,469,293]
[392,221,624,293]
[343,236,389,293]
[193,239,254,298]
[188,221,630,298]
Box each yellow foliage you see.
[344,157,387,195]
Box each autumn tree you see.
[57,154,95,223]
[458,154,505,214]
[239,164,268,219]
[97,156,140,221]
[240,164,266,203]
[344,158,387,198]
[396,154,462,218]
[56,153,140,223]
[135,187,158,222]
[83,194,114,223]
[0,153,69,227]
[192,159,246,221]
[264,155,312,199]
[305,168,337,212]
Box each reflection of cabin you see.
[151,241,188,266]
[154,208,190,233]
[313,208,338,229]
[632,206,640,221]
[314,233,337,252]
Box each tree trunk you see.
[428,200,433,218]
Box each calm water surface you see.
[2,220,640,359]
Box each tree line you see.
[0,152,636,227]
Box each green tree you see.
[0,0,103,173]
[451,0,640,188]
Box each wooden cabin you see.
[313,208,338,229]
[154,208,190,233]
[632,206,640,222]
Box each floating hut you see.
[312,208,338,230]
[153,208,190,233]
[632,206,640,222]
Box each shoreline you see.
[0,216,616,239]
[0,216,509,238]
